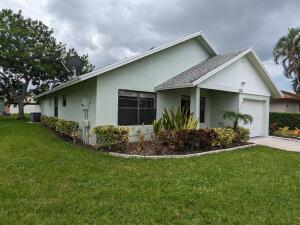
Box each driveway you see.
[251,137,300,152]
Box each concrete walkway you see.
[251,137,300,152]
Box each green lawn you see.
[0,117,299,225]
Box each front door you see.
[54,96,58,117]
[181,95,190,114]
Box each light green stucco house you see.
[36,32,282,144]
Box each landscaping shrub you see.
[156,127,250,153]
[273,127,300,138]
[269,112,300,130]
[233,127,250,144]
[41,115,59,130]
[55,119,79,143]
[269,122,278,135]
[40,115,79,143]
[93,125,129,152]
[212,128,235,148]
[273,126,290,137]
[157,129,218,153]
[156,130,176,153]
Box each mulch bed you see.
[122,141,251,156]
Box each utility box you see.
[84,120,90,127]
[30,112,41,122]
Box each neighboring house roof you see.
[155,47,282,98]
[155,48,248,90]
[271,90,300,102]
[36,32,217,98]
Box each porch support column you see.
[195,87,200,128]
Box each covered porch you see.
[156,86,270,137]
[157,87,240,129]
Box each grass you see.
[0,116,299,225]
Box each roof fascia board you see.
[248,48,283,98]
[197,33,218,56]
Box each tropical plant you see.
[273,28,300,93]
[152,119,162,135]
[0,9,94,119]
[212,128,235,148]
[154,107,198,132]
[233,127,250,144]
[222,111,253,130]
[156,129,217,152]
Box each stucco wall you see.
[210,91,240,127]
[96,39,210,126]
[40,78,97,140]
[199,56,271,97]
[270,101,300,113]
[157,88,192,118]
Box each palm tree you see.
[292,78,300,94]
[222,111,253,130]
[273,28,300,93]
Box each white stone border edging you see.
[108,143,257,159]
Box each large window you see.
[200,97,205,123]
[118,90,157,125]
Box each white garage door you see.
[240,99,265,137]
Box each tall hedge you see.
[269,112,300,130]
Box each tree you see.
[273,28,300,93]
[222,111,253,130]
[292,78,300,94]
[0,9,94,119]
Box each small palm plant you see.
[222,111,253,130]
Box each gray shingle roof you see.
[156,48,249,90]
